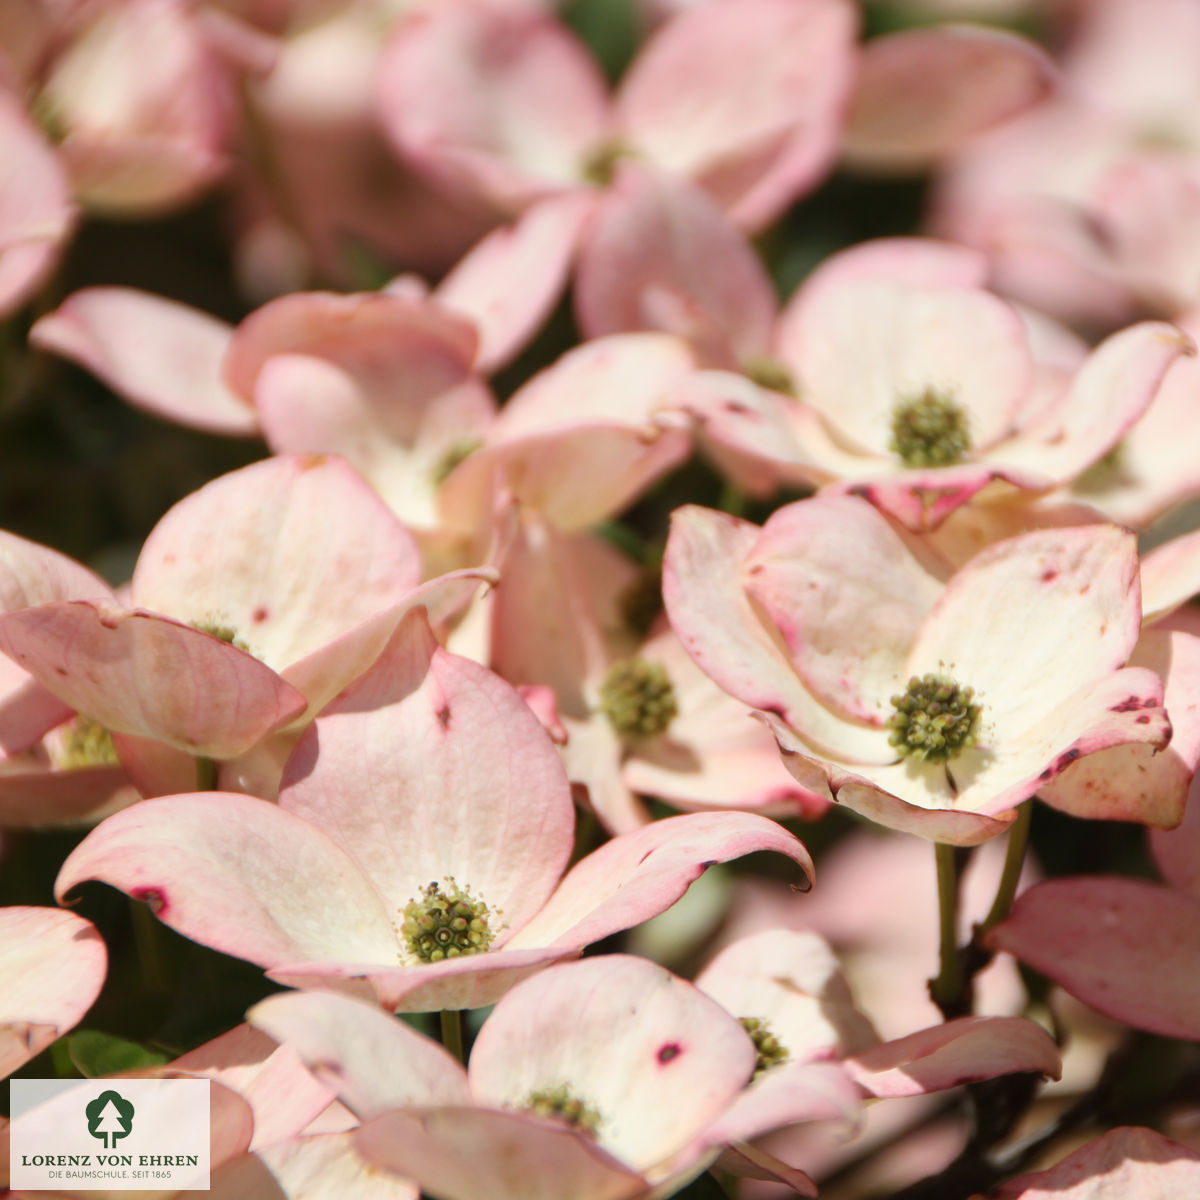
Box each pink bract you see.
[56,609,814,1011]
[664,496,1170,843]
[0,906,106,1078]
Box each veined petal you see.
[989,322,1195,484]
[697,929,877,1064]
[990,1127,1200,1200]
[0,907,106,1078]
[248,991,469,1118]
[621,626,828,819]
[783,275,1032,459]
[0,528,114,612]
[254,352,496,532]
[844,26,1056,172]
[470,956,755,1174]
[907,526,1142,736]
[663,505,894,764]
[574,166,777,362]
[376,1,612,208]
[744,496,945,724]
[212,1131,419,1200]
[441,335,694,531]
[281,608,574,948]
[56,793,399,968]
[357,1108,646,1200]
[170,1025,336,1151]
[697,1062,861,1151]
[617,0,857,230]
[760,712,1015,846]
[30,288,255,435]
[508,811,813,951]
[273,944,582,1015]
[1039,629,1200,829]
[437,193,595,373]
[843,1016,1061,1098]
[0,90,75,319]
[988,878,1200,1040]
[1141,530,1200,624]
[0,602,307,757]
[132,455,421,678]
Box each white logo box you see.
[11,1078,211,1191]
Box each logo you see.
[86,1089,135,1149]
[10,1078,210,1191]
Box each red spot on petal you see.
[1137,715,1151,724]
[252,606,269,623]
[131,886,167,915]
[1041,570,1058,583]
[657,1042,683,1064]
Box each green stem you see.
[716,483,748,518]
[195,756,217,791]
[440,1010,465,1064]
[978,800,1033,936]
[929,842,962,1016]
[130,896,168,994]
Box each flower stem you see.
[979,800,1032,936]
[130,896,168,994]
[930,842,963,1017]
[195,756,217,791]
[440,1010,465,1064]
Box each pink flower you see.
[664,496,1171,844]
[377,0,856,232]
[250,955,849,1200]
[56,609,814,1012]
[0,456,489,794]
[670,238,1192,531]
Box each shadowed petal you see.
[989,878,1200,1040]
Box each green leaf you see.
[68,1030,170,1078]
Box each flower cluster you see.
[3,1,1200,1198]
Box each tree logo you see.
[85,1090,135,1149]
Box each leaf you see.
[68,1030,170,1077]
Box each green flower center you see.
[52,716,119,770]
[742,355,796,396]
[889,387,971,469]
[432,437,483,486]
[599,658,678,739]
[524,1084,602,1135]
[740,1016,790,1076]
[888,673,981,764]
[401,880,494,964]
[192,618,252,655]
[580,138,635,187]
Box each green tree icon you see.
[85,1090,135,1149]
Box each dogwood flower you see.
[249,956,855,1200]
[669,238,1192,530]
[664,495,1171,844]
[56,609,814,1012]
[0,456,490,796]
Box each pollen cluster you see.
[888,673,981,763]
[599,658,678,739]
[52,716,120,770]
[889,387,971,469]
[401,880,494,963]
[740,1016,789,1076]
[524,1084,602,1135]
